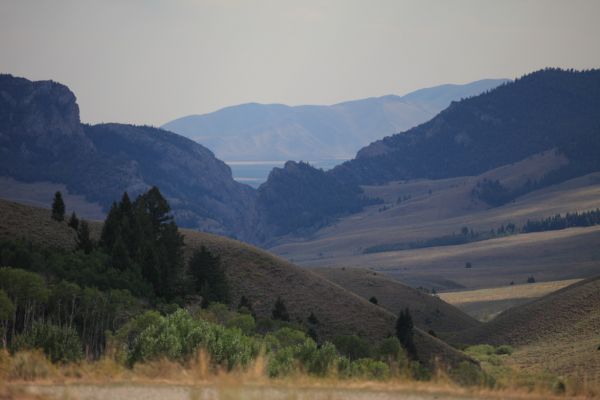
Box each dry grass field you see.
[7,381,575,400]
[269,156,600,291]
[439,279,582,321]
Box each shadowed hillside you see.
[313,267,481,334]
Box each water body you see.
[226,159,347,188]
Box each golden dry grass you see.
[439,279,582,321]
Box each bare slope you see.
[0,198,473,369]
[313,267,481,334]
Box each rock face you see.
[0,74,257,241]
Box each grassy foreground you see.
[0,346,597,400]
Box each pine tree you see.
[272,296,290,322]
[396,308,417,359]
[67,212,79,230]
[189,247,229,307]
[238,296,255,316]
[77,220,94,254]
[51,191,65,221]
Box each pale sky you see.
[1,0,599,126]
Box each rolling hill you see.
[312,267,481,334]
[453,277,600,383]
[0,198,476,369]
[162,79,506,161]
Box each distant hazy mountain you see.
[162,79,507,161]
[258,69,600,236]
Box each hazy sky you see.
[1,0,599,126]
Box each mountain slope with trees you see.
[0,74,257,240]
[331,68,600,185]
[0,197,476,370]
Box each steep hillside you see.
[0,198,474,369]
[454,277,600,383]
[332,68,600,185]
[312,267,481,334]
[256,69,600,237]
[0,74,257,240]
[162,79,506,161]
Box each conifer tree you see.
[67,212,79,230]
[77,220,94,254]
[396,308,417,359]
[272,296,290,322]
[189,247,229,307]
[51,191,65,221]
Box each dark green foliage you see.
[256,161,373,237]
[51,191,65,222]
[527,276,536,284]
[76,220,94,254]
[396,308,417,359]
[332,335,372,361]
[189,247,230,307]
[307,312,319,325]
[472,179,513,207]
[272,296,290,322]
[99,187,185,301]
[333,69,600,187]
[12,322,82,363]
[237,295,255,317]
[369,296,378,305]
[522,209,600,233]
[67,212,79,230]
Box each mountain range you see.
[1,69,599,244]
[162,79,507,161]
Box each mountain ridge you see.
[162,79,507,161]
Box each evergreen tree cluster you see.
[189,246,230,307]
[100,187,185,301]
[522,209,600,233]
[396,308,417,360]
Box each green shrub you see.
[272,327,307,349]
[295,339,338,376]
[332,335,372,361]
[267,346,296,377]
[226,314,256,336]
[12,322,82,363]
[350,358,390,380]
[450,361,495,387]
[128,309,259,370]
[495,344,514,355]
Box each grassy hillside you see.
[270,158,600,290]
[439,279,582,321]
[0,198,473,369]
[313,267,481,334]
[453,277,600,383]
